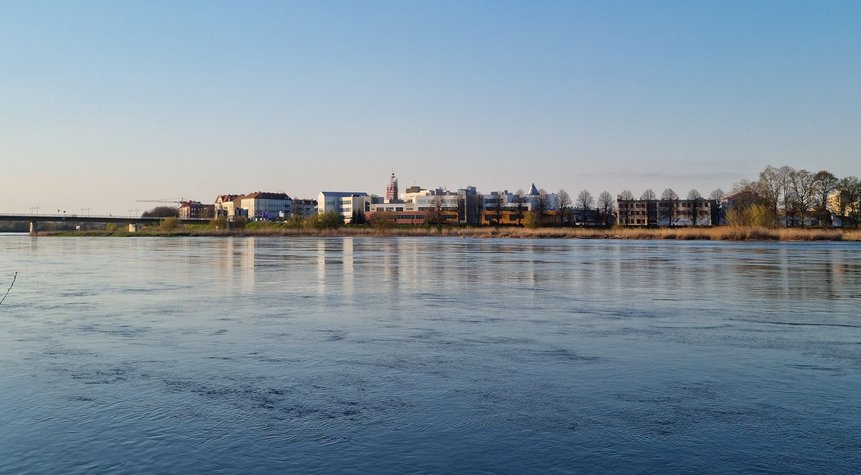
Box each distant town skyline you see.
[2,1,859,215]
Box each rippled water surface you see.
[1,236,860,473]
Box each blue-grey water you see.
[1,235,859,473]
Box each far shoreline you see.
[37,226,861,242]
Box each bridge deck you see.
[0,214,209,225]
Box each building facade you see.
[214,194,242,218]
[317,191,371,224]
[240,192,292,220]
[178,201,215,219]
[617,196,717,226]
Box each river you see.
[1,236,859,473]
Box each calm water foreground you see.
[0,236,859,473]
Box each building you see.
[240,192,292,220]
[618,196,717,226]
[457,186,482,225]
[385,172,399,203]
[366,179,489,225]
[291,199,318,218]
[214,194,242,219]
[317,191,371,224]
[215,192,293,220]
[178,201,215,219]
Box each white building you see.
[317,191,371,223]
[216,192,292,220]
[215,194,241,218]
[240,192,292,220]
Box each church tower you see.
[386,171,399,203]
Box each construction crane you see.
[136,197,186,204]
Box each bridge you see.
[0,214,209,235]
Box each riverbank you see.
[46,225,861,241]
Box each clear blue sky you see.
[2,0,859,214]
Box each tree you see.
[513,189,527,226]
[534,189,550,224]
[812,170,838,227]
[757,165,784,222]
[425,194,445,228]
[575,189,594,225]
[210,216,228,230]
[555,189,572,225]
[159,217,180,232]
[709,188,725,202]
[597,191,615,226]
[142,206,178,218]
[687,189,703,226]
[640,189,656,201]
[309,211,343,229]
[836,177,860,227]
[726,204,776,227]
[352,209,367,225]
[491,192,505,226]
[836,176,861,228]
[788,169,816,227]
[662,188,679,200]
[618,190,634,225]
[661,189,679,226]
[367,211,396,228]
[576,189,594,209]
[778,165,796,226]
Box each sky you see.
[1,0,859,215]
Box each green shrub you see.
[307,211,343,229]
[159,217,180,231]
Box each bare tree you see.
[425,194,445,228]
[491,191,505,227]
[836,176,861,228]
[597,191,615,226]
[618,190,635,225]
[778,165,796,226]
[534,189,550,223]
[661,188,679,226]
[788,169,816,227]
[812,170,838,227]
[758,165,784,222]
[555,189,572,225]
[576,189,594,225]
[709,188,725,202]
[640,189,656,201]
[513,189,527,226]
[687,189,702,226]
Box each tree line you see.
[729,165,859,228]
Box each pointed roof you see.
[528,183,539,196]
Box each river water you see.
[0,236,859,473]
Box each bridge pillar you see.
[29,221,38,236]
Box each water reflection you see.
[203,237,861,326]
